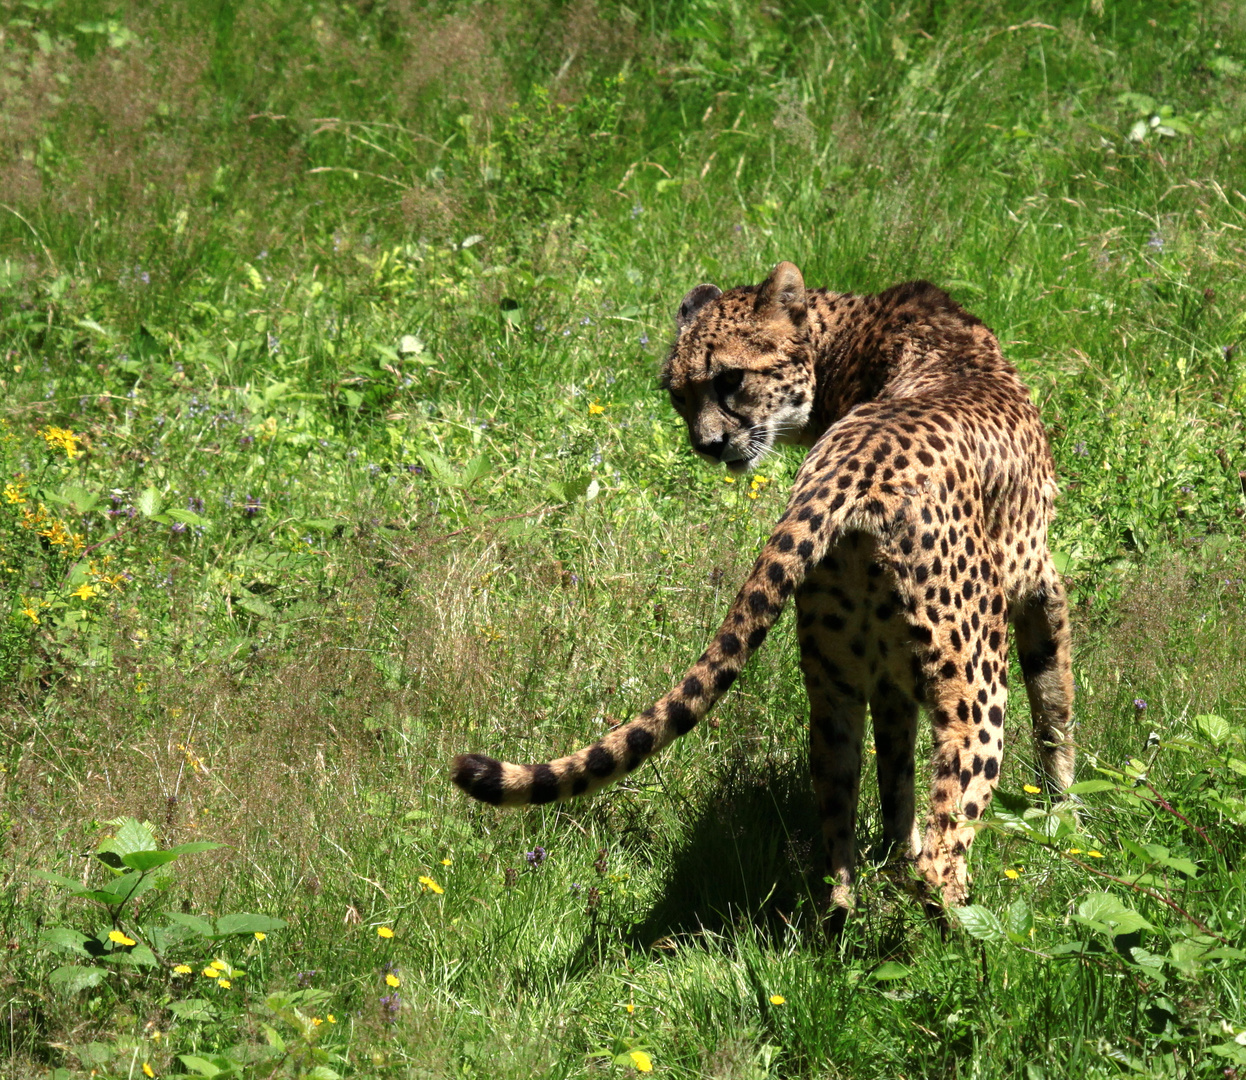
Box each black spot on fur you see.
[587,744,616,777]
[528,763,560,804]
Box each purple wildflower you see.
[526,845,547,869]
[379,993,400,1024]
[1147,232,1164,251]
[242,495,261,518]
[1134,699,1147,711]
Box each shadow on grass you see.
[628,757,822,949]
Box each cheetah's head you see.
[659,261,817,474]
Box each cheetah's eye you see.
[669,390,686,409]
[713,370,744,398]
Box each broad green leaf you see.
[956,905,1005,942]
[114,943,159,968]
[178,1054,226,1077]
[96,871,155,904]
[1193,714,1233,742]
[1006,898,1033,941]
[215,913,288,936]
[136,487,162,518]
[99,817,158,860]
[121,849,182,871]
[40,927,93,957]
[868,961,912,980]
[48,964,109,992]
[1075,892,1155,936]
[163,911,216,937]
[1066,780,1118,795]
[168,998,217,1021]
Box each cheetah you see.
[452,261,1075,914]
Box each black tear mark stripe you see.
[448,434,888,807]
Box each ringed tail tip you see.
[450,752,505,805]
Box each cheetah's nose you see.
[692,435,729,460]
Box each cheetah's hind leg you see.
[1012,562,1076,795]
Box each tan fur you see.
[452,262,1075,913]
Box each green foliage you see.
[2,0,1246,1076]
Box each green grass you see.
[3,0,1246,1076]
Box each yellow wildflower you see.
[1004,868,1021,881]
[377,926,394,938]
[201,967,218,979]
[769,994,786,1005]
[254,931,266,941]
[41,520,71,546]
[588,402,605,416]
[173,965,193,975]
[441,858,452,866]
[747,490,759,499]
[218,978,232,989]
[73,583,98,601]
[628,1050,653,1073]
[327,1015,336,1024]
[210,960,228,971]
[1023,784,1041,794]
[40,426,82,458]
[723,475,735,483]
[108,930,136,946]
[1087,850,1104,858]
[1067,847,1083,855]
[312,1017,323,1027]
[626,1002,635,1014]
[418,875,444,895]
[19,604,39,625]
[143,1064,155,1078]
[385,973,401,988]
[3,482,25,504]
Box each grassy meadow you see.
[3,0,1246,1076]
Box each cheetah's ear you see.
[755,261,807,323]
[676,283,722,333]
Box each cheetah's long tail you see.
[451,446,862,807]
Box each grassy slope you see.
[2,0,1246,1076]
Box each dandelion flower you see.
[218,978,232,989]
[1004,868,1021,880]
[628,1050,653,1072]
[377,926,395,938]
[202,967,219,979]
[254,931,266,942]
[418,875,444,895]
[109,930,136,946]
[385,973,401,988]
[173,965,192,975]
[1023,784,1041,794]
[441,858,452,866]
[769,994,786,1005]
[210,960,228,971]
[588,402,605,416]
[143,1064,155,1078]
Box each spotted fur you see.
[452,261,1075,912]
